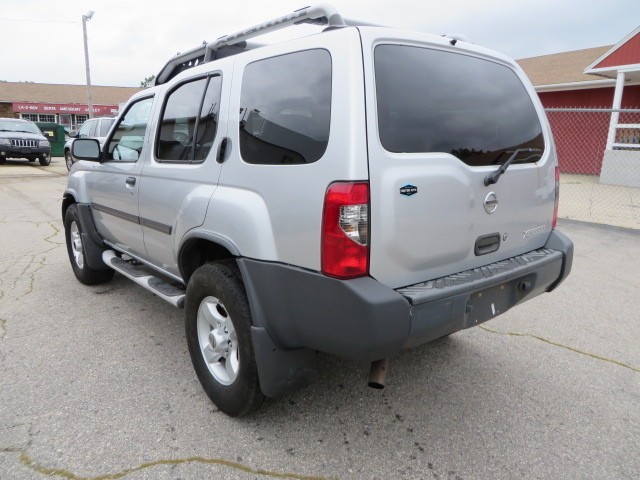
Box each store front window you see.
[20,113,57,123]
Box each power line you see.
[0,18,79,24]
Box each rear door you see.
[361,31,556,289]
[137,66,229,278]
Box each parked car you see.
[63,116,115,170]
[0,117,51,165]
[63,4,573,416]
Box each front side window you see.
[375,45,545,166]
[105,96,154,162]
[88,120,99,137]
[239,49,332,165]
[99,118,115,136]
[156,75,222,162]
[77,120,92,138]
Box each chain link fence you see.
[545,108,640,229]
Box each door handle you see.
[216,137,229,164]
[125,177,136,187]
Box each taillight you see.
[552,166,559,229]
[322,182,369,279]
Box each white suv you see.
[63,116,115,170]
[63,5,573,416]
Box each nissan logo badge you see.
[484,192,498,214]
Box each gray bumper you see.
[238,229,573,396]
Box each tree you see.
[140,75,156,88]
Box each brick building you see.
[0,82,140,131]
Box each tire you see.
[65,150,74,170]
[0,157,6,165]
[64,203,114,285]
[185,262,263,416]
[28,158,36,162]
[39,156,51,166]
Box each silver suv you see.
[63,116,115,170]
[63,5,573,416]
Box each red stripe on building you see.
[13,102,119,116]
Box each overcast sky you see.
[2,0,638,87]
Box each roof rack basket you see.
[154,4,347,86]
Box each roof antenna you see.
[443,33,470,46]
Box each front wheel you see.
[39,156,51,166]
[185,262,263,416]
[64,204,114,285]
[65,150,74,170]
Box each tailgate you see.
[360,32,556,289]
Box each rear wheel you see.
[64,204,114,285]
[185,262,263,416]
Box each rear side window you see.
[239,49,332,165]
[156,75,222,162]
[375,45,545,166]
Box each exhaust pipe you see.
[368,358,389,389]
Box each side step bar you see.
[102,250,186,308]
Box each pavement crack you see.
[43,220,64,245]
[0,318,6,340]
[17,453,331,480]
[480,325,640,373]
[19,254,46,296]
[12,245,57,297]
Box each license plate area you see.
[466,281,520,327]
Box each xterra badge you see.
[523,225,546,238]
[400,185,418,197]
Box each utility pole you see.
[82,10,95,119]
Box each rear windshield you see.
[374,45,545,166]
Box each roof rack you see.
[154,4,347,86]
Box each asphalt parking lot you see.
[1,158,639,480]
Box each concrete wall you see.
[600,150,640,187]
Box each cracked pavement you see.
[1,158,639,479]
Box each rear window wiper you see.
[484,148,542,186]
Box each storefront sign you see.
[13,102,119,116]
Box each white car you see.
[63,116,115,170]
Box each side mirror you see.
[72,138,101,161]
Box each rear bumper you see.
[238,229,572,395]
